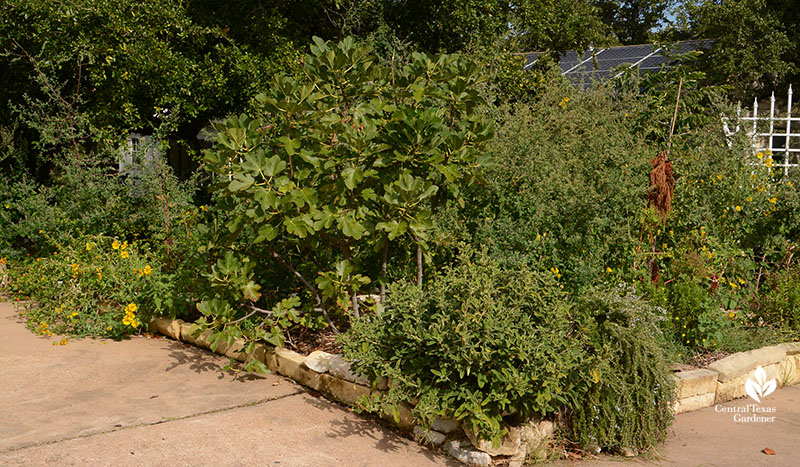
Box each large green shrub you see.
[437,85,655,292]
[343,251,583,443]
[196,37,493,347]
[567,285,675,454]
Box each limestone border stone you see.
[672,341,800,410]
[146,318,799,463]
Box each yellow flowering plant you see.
[7,235,160,339]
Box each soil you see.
[688,349,733,368]
[672,349,734,372]
[285,326,342,355]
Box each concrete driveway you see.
[0,301,455,466]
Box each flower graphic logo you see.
[745,366,776,403]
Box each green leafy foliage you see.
[343,251,583,443]
[198,37,493,340]
[755,268,800,340]
[438,83,654,293]
[567,285,675,453]
[686,0,797,100]
[7,235,160,339]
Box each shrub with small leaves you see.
[567,284,675,454]
[343,250,583,444]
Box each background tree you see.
[592,0,674,44]
[685,0,797,100]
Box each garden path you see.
[0,301,456,466]
[558,375,800,466]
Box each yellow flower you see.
[757,152,764,159]
[717,174,723,180]
[564,97,570,103]
[107,326,113,331]
[747,196,753,202]
[738,277,745,284]
[200,205,208,212]
[768,197,777,204]
[120,250,129,259]
[735,205,742,211]
[125,303,138,313]
[143,265,152,276]
[729,312,736,318]
[112,240,121,250]
[121,241,128,251]
[606,267,613,273]
[85,242,92,251]
[765,159,774,168]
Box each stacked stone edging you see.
[672,341,800,413]
[150,318,799,463]
[149,318,552,465]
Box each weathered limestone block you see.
[261,348,278,371]
[715,363,781,403]
[778,356,799,386]
[707,346,785,382]
[192,329,214,350]
[148,318,183,340]
[317,373,371,406]
[674,369,719,399]
[464,424,521,456]
[464,418,555,458]
[179,323,199,345]
[273,348,322,391]
[303,350,331,372]
[431,417,461,434]
[379,401,416,430]
[303,350,370,385]
[517,419,555,455]
[413,426,446,446]
[223,338,247,361]
[445,440,491,467]
[777,342,800,356]
[243,343,268,366]
[673,392,715,414]
[794,355,800,382]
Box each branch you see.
[271,249,339,333]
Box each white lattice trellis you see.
[723,85,800,176]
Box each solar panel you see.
[521,40,713,87]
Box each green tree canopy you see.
[686,0,797,99]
